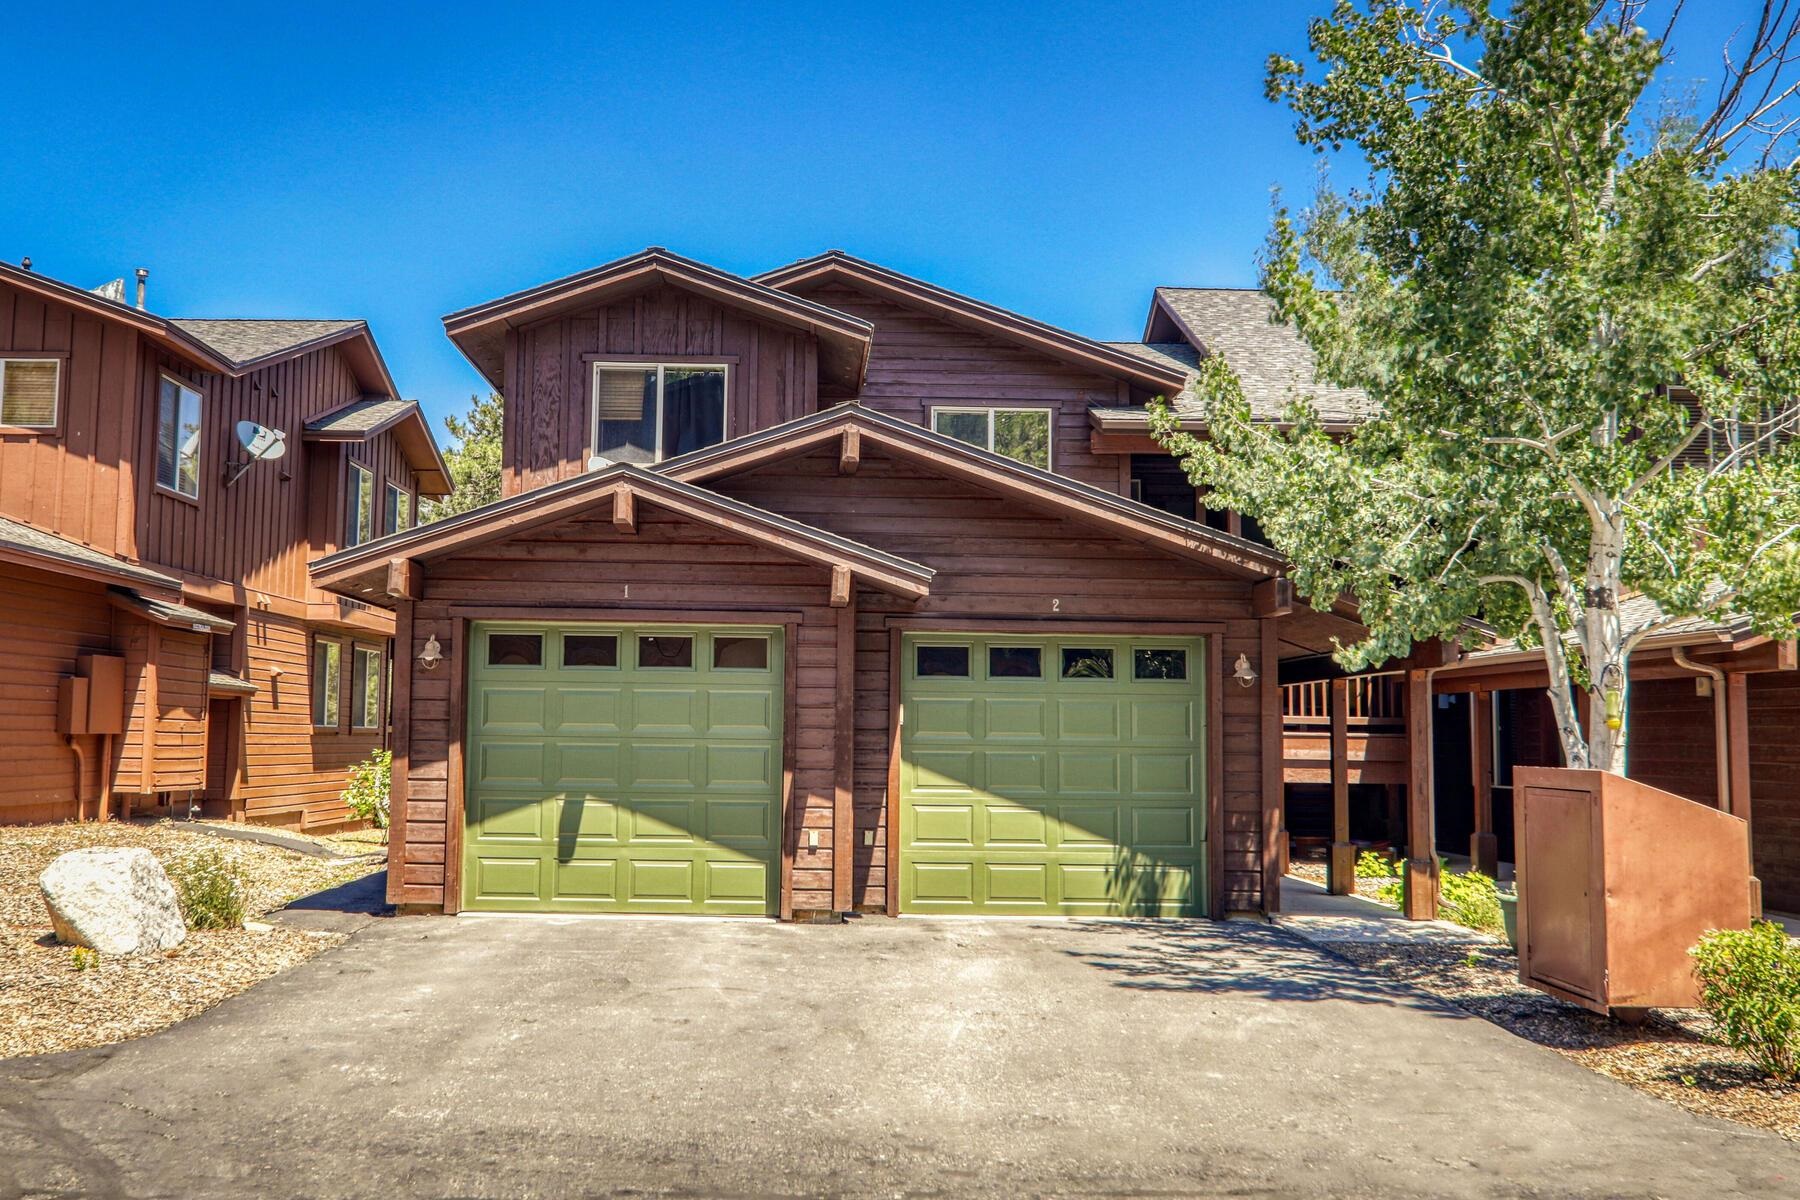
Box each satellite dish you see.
[236,420,287,461]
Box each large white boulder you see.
[39,847,186,955]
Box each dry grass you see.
[1324,939,1800,1141]
[0,821,381,1060]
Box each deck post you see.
[1725,672,1761,918]
[1327,676,1354,894]
[1470,688,1498,877]
[1403,668,1439,919]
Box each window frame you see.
[311,637,343,731]
[928,405,1054,471]
[587,357,732,468]
[0,354,65,434]
[154,373,205,501]
[346,461,375,548]
[383,480,413,535]
[349,642,384,731]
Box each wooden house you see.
[0,260,449,828]
[311,249,1370,919]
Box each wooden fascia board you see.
[0,544,183,599]
[764,260,1185,393]
[666,418,1282,580]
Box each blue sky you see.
[0,2,1760,434]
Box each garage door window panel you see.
[638,635,694,669]
[987,645,1042,679]
[1060,648,1114,680]
[562,634,618,668]
[487,632,543,667]
[915,644,970,677]
[712,636,769,671]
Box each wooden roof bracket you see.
[613,486,638,534]
[839,427,861,475]
[386,557,420,601]
[830,564,853,608]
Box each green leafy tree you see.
[1155,1,1800,774]
[422,392,504,521]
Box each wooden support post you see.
[1260,619,1283,914]
[1725,672,1761,918]
[832,598,856,914]
[612,486,636,534]
[1403,668,1439,919]
[1470,689,1498,877]
[1327,676,1355,895]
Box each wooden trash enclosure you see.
[1513,766,1753,1017]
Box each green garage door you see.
[463,622,783,914]
[900,634,1206,916]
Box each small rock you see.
[242,920,274,933]
[39,848,187,955]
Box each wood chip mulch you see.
[0,821,381,1060]
[1320,938,1800,1141]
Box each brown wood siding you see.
[706,446,1269,912]
[151,629,208,791]
[235,610,387,828]
[1748,671,1800,912]
[393,505,841,910]
[0,564,116,822]
[0,280,143,558]
[501,285,820,497]
[794,281,1128,493]
[1626,678,1720,806]
[139,344,376,598]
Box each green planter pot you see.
[1498,890,1519,948]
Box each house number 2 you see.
[1051,598,1061,612]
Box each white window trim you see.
[347,462,374,547]
[0,356,62,430]
[156,373,204,500]
[928,405,1055,471]
[588,361,730,469]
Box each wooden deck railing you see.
[1281,674,1406,731]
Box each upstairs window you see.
[931,407,1052,470]
[156,375,203,498]
[347,463,375,547]
[0,358,60,429]
[590,362,726,466]
[384,481,412,534]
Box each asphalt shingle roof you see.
[304,397,415,436]
[1460,592,1739,663]
[1116,288,1372,425]
[0,517,181,590]
[169,319,362,368]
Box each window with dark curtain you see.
[660,368,726,458]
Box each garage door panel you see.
[1057,751,1121,795]
[632,688,701,735]
[464,622,782,914]
[984,750,1048,796]
[1056,698,1121,740]
[554,742,622,789]
[480,688,548,733]
[556,688,623,733]
[901,635,1206,917]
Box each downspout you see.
[65,735,89,821]
[1670,647,1731,812]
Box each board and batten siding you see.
[391,505,844,912]
[501,284,821,498]
[790,281,1133,493]
[0,564,116,822]
[0,279,143,559]
[139,344,376,600]
[1748,671,1800,912]
[705,445,1276,913]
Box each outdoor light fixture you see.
[1232,653,1258,687]
[418,634,444,672]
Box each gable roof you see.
[1130,287,1370,426]
[168,319,366,370]
[442,247,875,394]
[657,404,1288,581]
[0,261,237,373]
[755,251,1190,397]
[0,515,182,594]
[304,397,453,497]
[309,461,935,603]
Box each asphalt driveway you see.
[1,914,1794,1199]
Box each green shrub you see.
[1372,880,1404,907]
[70,946,98,971]
[1438,866,1505,934]
[1691,922,1800,1081]
[342,749,392,830]
[1355,850,1399,879]
[167,847,247,931]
